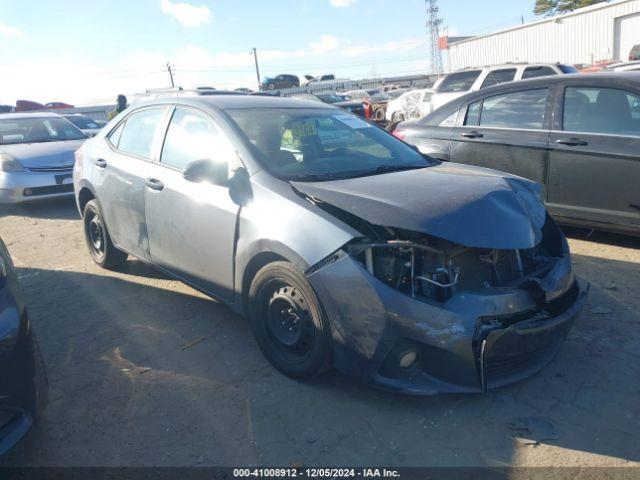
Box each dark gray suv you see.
[395,72,640,237]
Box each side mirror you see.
[183,159,229,186]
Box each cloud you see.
[0,34,429,105]
[329,0,356,7]
[309,35,339,54]
[0,21,25,39]
[160,0,212,27]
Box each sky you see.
[0,0,539,106]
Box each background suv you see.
[261,74,300,91]
[430,62,578,112]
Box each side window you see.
[563,87,640,136]
[107,121,124,148]
[437,70,482,93]
[479,89,548,129]
[522,66,557,79]
[160,107,235,170]
[118,108,166,159]
[465,100,482,126]
[481,69,517,89]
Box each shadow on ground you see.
[562,225,640,250]
[0,197,79,221]
[1,257,638,467]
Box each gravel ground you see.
[0,197,639,468]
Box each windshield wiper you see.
[289,173,345,182]
[361,164,426,177]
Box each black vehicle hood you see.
[292,163,547,249]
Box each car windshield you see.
[0,117,86,144]
[226,107,431,181]
[65,115,100,129]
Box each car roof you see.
[445,72,640,103]
[453,62,567,72]
[0,112,63,120]
[137,94,336,111]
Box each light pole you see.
[251,48,261,89]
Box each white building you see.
[447,0,640,71]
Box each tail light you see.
[392,129,407,141]
[363,101,371,119]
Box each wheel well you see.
[241,252,287,317]
[78,187,95,216]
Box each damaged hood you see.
[292,163,547,249]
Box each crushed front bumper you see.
[308,254,587,394]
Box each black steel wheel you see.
[248,261,332,378]
[82,199,128,269]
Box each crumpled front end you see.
[307,215,587,394]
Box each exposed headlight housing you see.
[0,153,25,172]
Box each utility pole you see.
[251,48,261,88]
[426,0,444,74]
[166,62,175,88]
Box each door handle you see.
[94,158,107,168]
[145,178,164,191]
[460,131,484,139]
[555,138,588,147]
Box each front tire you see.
[248,262,332,379]
[83,199,128,269]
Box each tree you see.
[534,0,606,17]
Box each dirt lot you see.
[0,197,639,468]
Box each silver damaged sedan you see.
[73,95,587,394]
[0,113,87,203]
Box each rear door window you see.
[117,108,166,159]
[563,87,640,136]
[438,71,482,93]
[481,69,517,89]
[464,89,549,129]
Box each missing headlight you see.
[348,229,558,303]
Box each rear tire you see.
[83,199,127,269]
[248,261,332,379]
[392,112,405,123]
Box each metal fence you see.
[274,73,441,96]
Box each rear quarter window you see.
[437,71,482,93]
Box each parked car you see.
[44,102,74,109]
[302,74,336,87]
[74,95,585,394]
[630,44,640,61]
[395,72,640,237]
[430,63,578,112]
[261,74,300,91]
[235,88,254,93]
[0,106,15,114]
[0,113,87,203]
[15,100,44,113]
[0,237,47,457]
[295,93,371,119]
[605,60,640,72]
[385,89,433,123]
[63,114,103,137]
